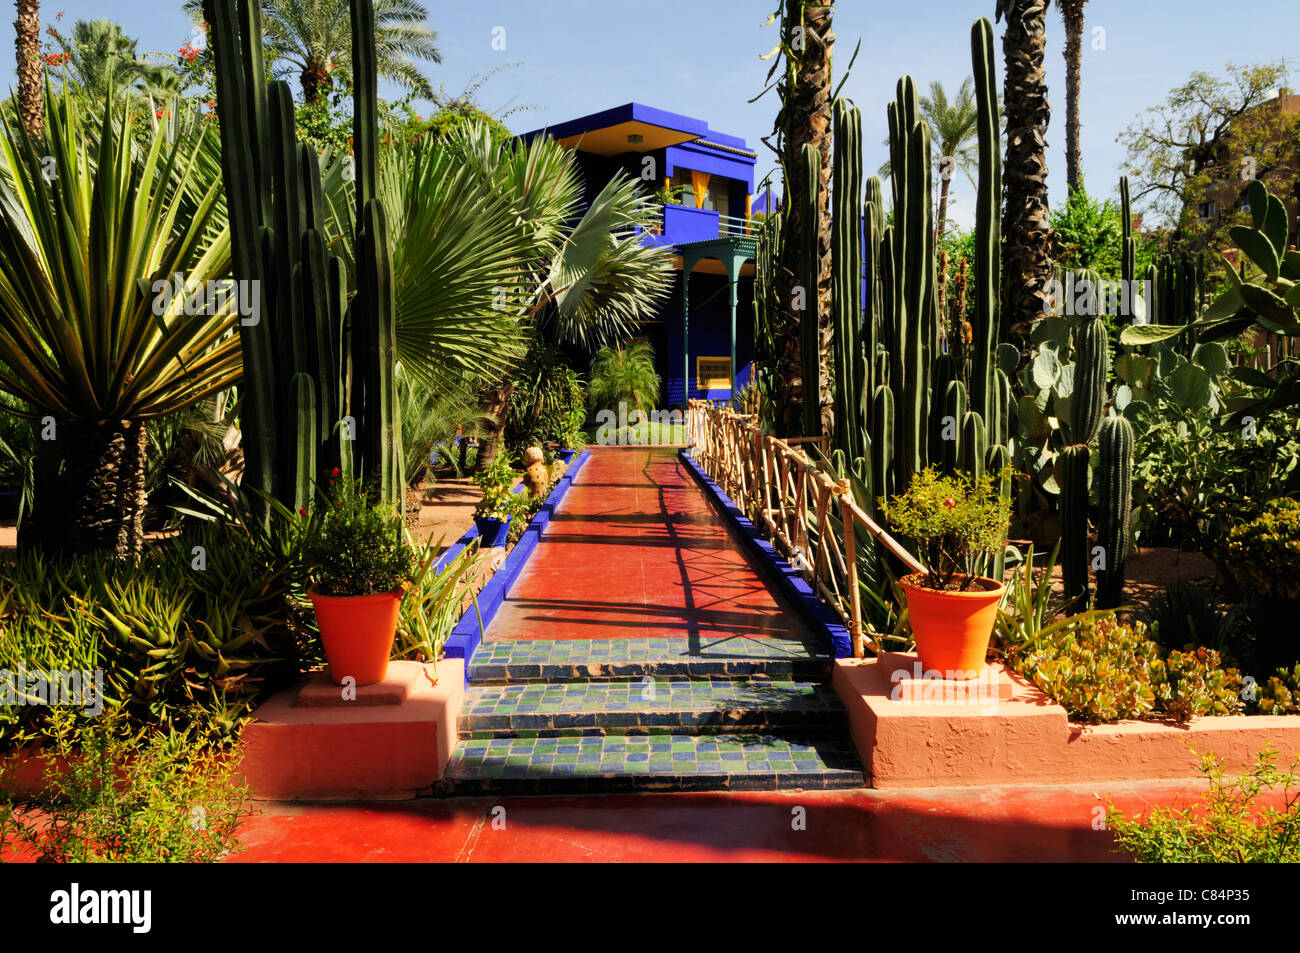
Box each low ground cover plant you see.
[1107,748,1300,862]
[0,710,249,863]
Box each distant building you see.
[523,104,759,408]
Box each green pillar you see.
[723,255,743,400]
[681,252,700,406]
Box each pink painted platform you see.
[237,660,463,801]
[834,653,1300,788]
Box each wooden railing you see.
[687,400,924,658]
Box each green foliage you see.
[306,477,415,596]
[394,541,483,665]
[1223,498,1300,600]
[1254,664,1300,715]
[994,543,1114,652]
[1128,404,1298,553]
[1143,582,1254,667]
[1050,185,1124,277]
[0,709,249,863]
[1107,748,1300,863]
[1011,616,1244,723]
[880,466,1012,589]
[471,451,519,521]
[0,504,309,750]
[588,341,661,413]
[507,345,587,450]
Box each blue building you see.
[523,103,769,409]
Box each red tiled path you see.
[486,447,808,641]
[225,779,1251,863]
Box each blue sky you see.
[7,1,1299,228]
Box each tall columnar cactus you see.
[830,99,866,465]
[206,0,398,512]
[1119,175,1136,308]
[813,17,1012,581]
[1057,315,1109,601]
[1096,415,1134,608]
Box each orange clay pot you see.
[308,586,404,686]
[899,574,1006,679]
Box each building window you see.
[1197,200,1216,223]
[697,357,732,391]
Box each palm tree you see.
[190,0,440,104]
[0,92,240,557]
[47,19,155,102]
[444,126,673,470]
[880,79,980,238]
[997,0,1054,338]
[1058,0,1089,194]
[588,341,660,414]
[14,1,43,136]
[770,0,835,439]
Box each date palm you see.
[997,0,1055,338]
[770,0,835,439]
[1058,0,1089,194]
[880,79,981,239]
[0,92,240,557]
[14,0,43,136]
[190,0,440,104]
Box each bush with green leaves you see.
[1107,747,1300,863]
[472,451,520,521]
[0,505,309,750]
[0,710,248,863]
[1129,403,1300,558]
[1222,497,1300,601]
[880,466,1012,590]
[1011,616,1244,723]
[588,341,661,413]
[306,478,416,596]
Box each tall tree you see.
[769,0,835,438]
[997,0,1054,338]
[1120,62,1298,248]
[13,1,42,136]
[1058,0,1088,193]
[185,0,441,104]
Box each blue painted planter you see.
[473,514,512,549]
[555,448,576,464]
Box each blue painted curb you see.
[678,448,853,658]
[443,450,591,681]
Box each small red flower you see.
[330,467,341,478]
[298,507,307,517]
[943,497,956,509]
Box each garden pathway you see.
[442,447,865,793]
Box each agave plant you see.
[0,90,240,557]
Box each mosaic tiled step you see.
[459,677,845,738]
[468,637,832,683]
[439,732,865,794]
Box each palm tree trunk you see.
[936,174,952,240]
[998,0,1054,339]
[472,384,513,474]
[14,0,43,138]
[19,418,149,559]
[1060,0,1086,194]
[772,0,835,439]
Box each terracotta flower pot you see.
[308,586,404,686]
[900,573,1006,679]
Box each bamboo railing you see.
[687,401,925,658]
